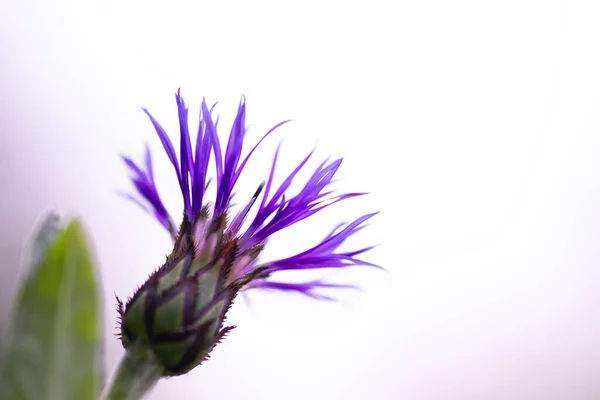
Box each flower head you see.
[119,90,378,376]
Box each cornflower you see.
[119,90,378,376]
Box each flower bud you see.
[118,214,257,376]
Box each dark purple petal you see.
[121,154,176,235]
[258,143,281,211]
[212,102,288,217]
[142,108,181,181]
[175,90,193,217]
[234,120,291,196]
[241,150,313,245]
[246,213,379,278]
[264,151,315,214]
[214,98,246,216]
[130,93,219,224]
[202,99,223,191]
[293,212,378,256]
[239,154,367,251]
[191,105,212,216]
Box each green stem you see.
[102,345,162,400]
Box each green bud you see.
[118,213,263,376]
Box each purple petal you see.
[175,90,193,216]
[215,98,247,215]
[239,155,367,251]
[209,98,288,218]
[229,183,264,236]
[202,99,223,194]
[260,213,380,275]
[246,279,359,300]
[191,106,212,216]
[142,108,181,181]
[234,120,291,195]
[121,153,176,235]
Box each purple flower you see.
[119,90,377,375]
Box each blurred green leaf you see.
[0,216,103,400]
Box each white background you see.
[1,0,600,399]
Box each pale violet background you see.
[2,0,600,399]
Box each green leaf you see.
[0,216,103,400]
[28,213,61,271]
